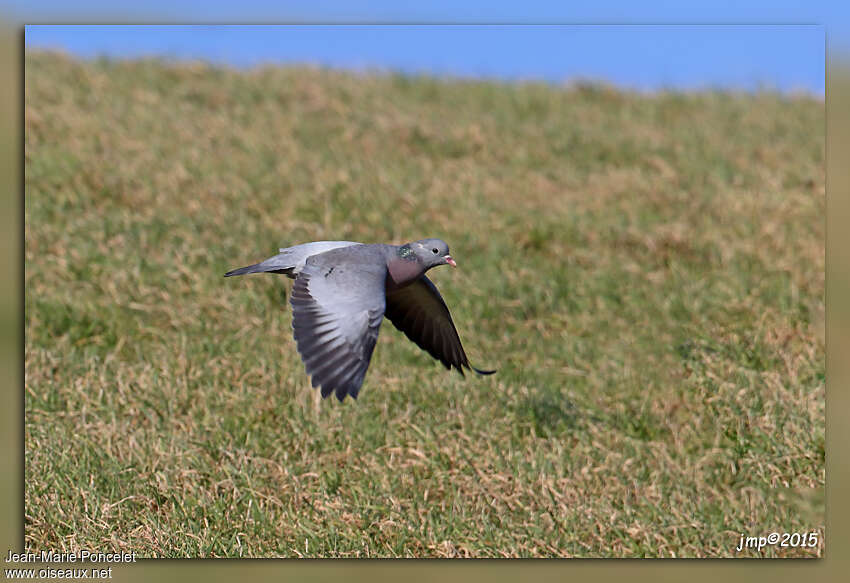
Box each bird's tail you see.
[224,263,265,277]
[224,257,294,277]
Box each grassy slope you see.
[24,52,824,557]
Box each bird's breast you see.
[386,258,425,290]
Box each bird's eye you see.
[432,248,439,254]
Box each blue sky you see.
[19,2,835,94]
[7,0,846,25]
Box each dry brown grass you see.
[24,51,823,557]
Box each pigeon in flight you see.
[225,239,494,401]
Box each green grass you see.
[24,51,824,557]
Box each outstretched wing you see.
[289,248,388,401]
[384,276,495,376]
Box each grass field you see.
[24,51,824,557]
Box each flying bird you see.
[225,239,494,401]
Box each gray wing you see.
[289,248,387,401]
[384,276,495,376]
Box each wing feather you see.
[289,248,387,401]
[384,276,494,376]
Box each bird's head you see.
[407,238,456,270]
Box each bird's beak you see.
[445,255,457,268]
